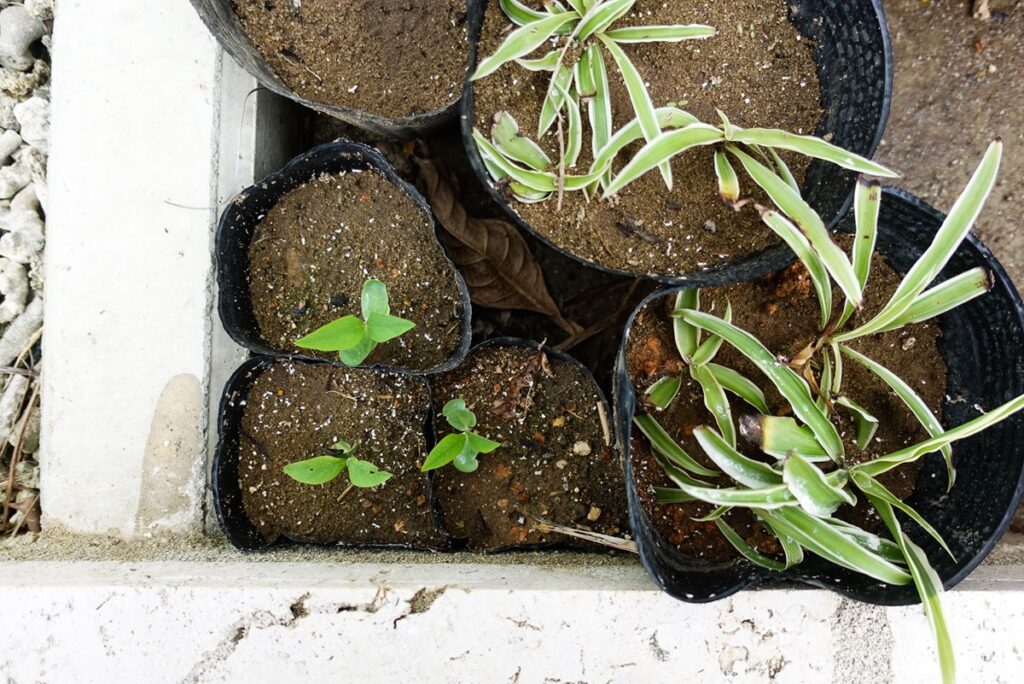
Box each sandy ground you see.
[877,0,1024,530]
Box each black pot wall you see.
[212,355,448,551]
[216,139,473,376]
[461,0,894,285]
[188,0,465,137]
[614,188,1024,605]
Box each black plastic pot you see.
[216,139,473,376]
[461,0,894,285]
[189,0,465,137]
[614,188,1024,604]
[432,337,625,552]
[213,355,449,551]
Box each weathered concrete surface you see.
[0,560,1021,683]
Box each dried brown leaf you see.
[412,152,579,335]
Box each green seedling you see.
[637,141,1019,684]
[421,399,501,473]
[283,440,393,488]
[295,279,415,366]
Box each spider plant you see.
[473,0,715,197]
[634,140,1019,684]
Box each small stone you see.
[0,129,21,161]
[901,337,916,351]
[0,162,30,198]
[0,7,45,71]
[10,183,37,212]
[703,220,717,233]
[0,209,43,262]
[572,441,592,456]
[551,416,566,428]
[0,257,28,323]
[23,0,54,22]
[554,459,568,470]
[13,96,48,152]
[0,59,49,100]
[586,506,602,522]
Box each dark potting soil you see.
[625,245,948,561]
[431,345,629,550]
[232,0,469,118]
[248,170,465,371]
[237,360,444,547]
[472,0,824,276]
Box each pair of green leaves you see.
[295,279,416,367]
[283,440,393,488]
[421,399,502,473]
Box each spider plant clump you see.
[422,398,501,473]
[284,440,393,488]
[635,140,1021,684]
[295,278,416,366]
[471,0,898,210]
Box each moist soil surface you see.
[431,344,628,550]
[625,242,949,561]
[248,169,465,372]
[472,0,824,276]
[232,0,469,119]
[238,360,444,548]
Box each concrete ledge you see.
[1,557,1022,683]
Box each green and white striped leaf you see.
[691,301,732,366]
[552,80,583,168]
[473,11,579,81]
[675,310,845,461]
[826,518,906,564]
[716,519,788,571]
[474,129,558,192]
[839,179,881,327]
[782,452,856,517]
[760,515,805,569]
[516,49,561,71]
[492,111,552,171]
[565,0,588,14]
[760,208,833,329]
[668,481,799,510]
[655,486,695,504]
[714,150,741,207]
[856,393,1024,478]
[739,415,828,460]
[633,413,720,477]
[869,495,955,684]
[692,505,730,522]
[836,396,879,451]
[603,123,725,195]
[597,34,673,187]
[605,24,717,43]
[500,0,550,26]
[759,507,912,585]
[581,44,612,185]
[693,364,736,448]
[836,140,1003,342]
[851,471,953,558]
[645,375,681,409]
[729,146,864,310]
[707,364,770,414]
[538,63,574,136]
[840,345,953,486]
[731,128,899,177]
[672,289,700,361]
[590,107,698,178]
[877,267,992,332]
[577,0,636,39]
[768,147,799,192]
[831,341,845,395]
[693,426,781,488]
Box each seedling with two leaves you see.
[283,440,393,488]
[421,399,501,473]
[295,279,416,366]
[636,140,1021,684]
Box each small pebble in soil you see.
[572,441,592,456]
[587,506,602,522]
